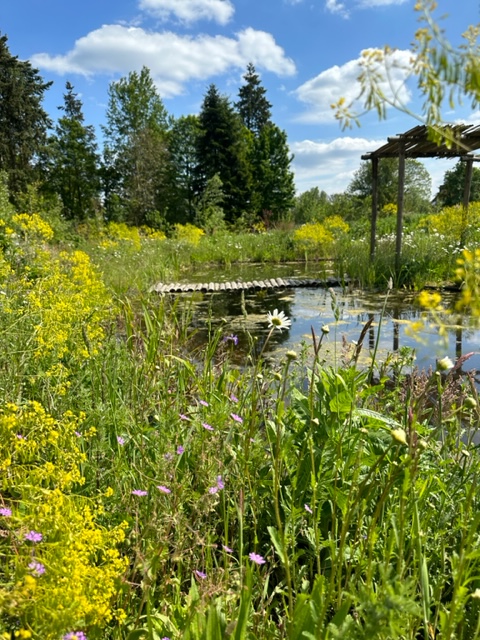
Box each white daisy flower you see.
[266,309,291,332]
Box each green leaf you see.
[268,525,286,564]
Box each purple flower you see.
[177,445,184,455]
[117,436,125,446]
[16,434,25,440]
[179,413,189,421]
[195,570,207,579]
[202,422,214,431]
[223,334,239,346]
[199,400,209,407]
[157,485,171,494]
[249,552,266,565]
[63,633,87,640]
[25,530,43,543]
[131,489,148,496]
[230,413,243,424]
[0,507,12,517]
[304,504,313,514]
[230,393,238,403]
[74,431,82,437]
[222,544,233,553]
[208,486,218,494]
[164,452,174,461]
[28,561,46,576]
[216,475,224,490]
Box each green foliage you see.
[291,187,330,224]
[102,67,171,226]
[42,83,100,221]
[194,174,226,234]
[0,34,52,199]
[348,158,432,213]
[435,160,480,207]
[236,63,272,135]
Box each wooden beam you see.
[395,144,406,275]
[370,156,379,261]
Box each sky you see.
[2,0,479,198]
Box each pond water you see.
[165,263,480,378]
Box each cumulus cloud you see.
[138,0,235,25]
[290,136,385,194]
[294,48,414,124]
[325,0,350,18]
[31,25,296,97]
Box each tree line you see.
[1,32,478,232]
[0,34,294,230]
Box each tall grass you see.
[1,210,480,638]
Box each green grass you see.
[2,213,480,639]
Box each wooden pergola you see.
[361,124,480,272]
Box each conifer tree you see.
[0,34,52,199]
[236,63,272,135]
[195,84,251,223]
[236,64,295,221]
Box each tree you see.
[0,34,52,199]
[435,160,480,207]
[291,187,330,224]
[236,63,272,135]
[43,83,100,220]
[194,173,226,234]
[102,67,171,225]
[195,84,251,223]
[168,115,201,224]
[235,65,295,222]
[348,158,432,213]
[249,124,295,221]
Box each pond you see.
[161,263,480,379]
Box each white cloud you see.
[290,136,385,194]
[294,48,414,124]
[325,0,350,18]
[359,0,408,6]
[138,0,235,25]
[31,25,296,97]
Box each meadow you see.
[2,195,480,639]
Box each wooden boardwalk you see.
[149,276,343,294]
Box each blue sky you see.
[2,0,479,196]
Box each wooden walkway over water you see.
[150,276,343,294]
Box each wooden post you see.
[395,143,405,275]
[370,156,379,261]
[461,157,474,246]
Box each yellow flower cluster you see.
[0,401,87,488]
[11,213,54,242]
[423,202,480,242]
[455,248,480,315]
[0,401,128,637]
[15,249,112,387]
[293,222,334,257]
[173,223,205,245]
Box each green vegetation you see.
[1,171,480,639]
[3,6,480,637]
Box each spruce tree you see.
[236,65,295,221]
[0,34,52,199]
[236,63,272,135]
[195,84,251,223]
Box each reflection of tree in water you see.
[184,287,295,363]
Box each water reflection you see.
[174,284,480,375]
